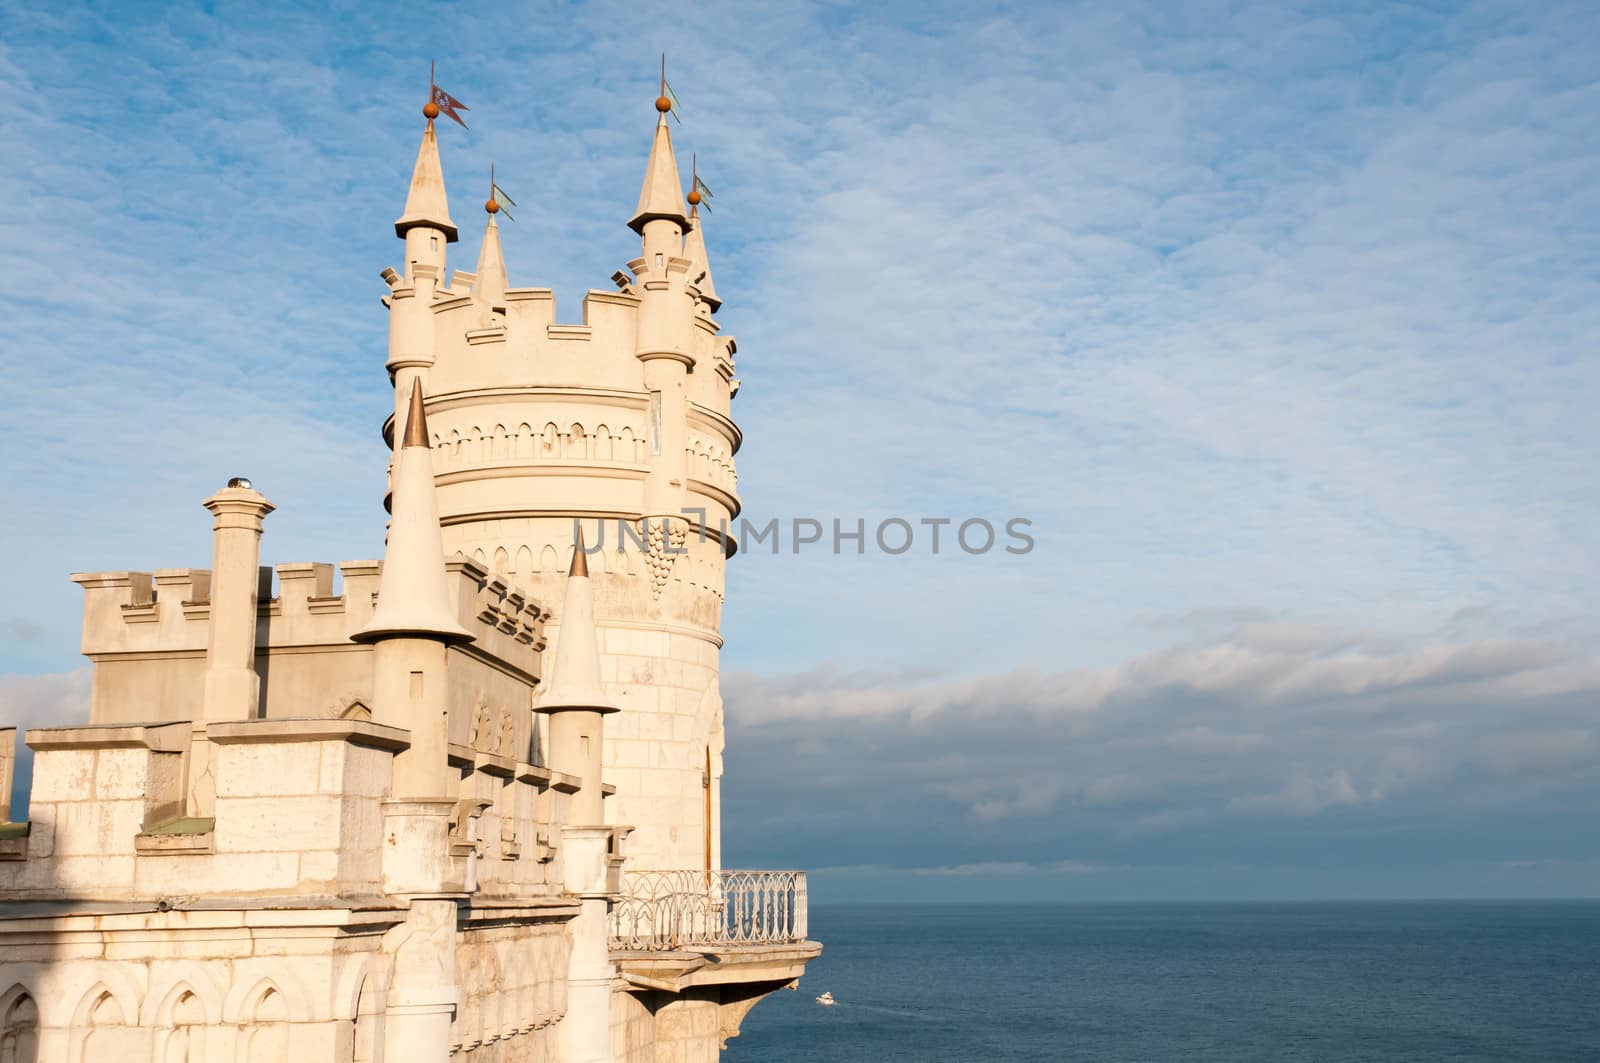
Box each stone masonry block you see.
[52,854,136,892]
[216,742,322,798]
[47,797,144,855]
[134,850,300,896]
[29,749,96,802]
[343,745,395,798]
[214,795,343,854]
[104,929,253,962]
[94,748,153,799]
[298,848,342,885]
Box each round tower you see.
[379,95,741,873]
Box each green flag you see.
[491,182,516,222]
[662,78,684,123]
[693,175,714,212]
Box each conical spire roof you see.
[354,381,473,645]
[628,113,688,234]
[536,529,619,714]
[683,208,721,311]
[472,211,507,305]
[394,119,459,242]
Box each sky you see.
[0,0,1597,901]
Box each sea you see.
[727,901,1600,1062]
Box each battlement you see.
[0,711,586,904]
[73,556,545,726]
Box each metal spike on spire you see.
[570,525,589,578]
[402,378,429,448]
[354,378,472,645]
[396,82,458,241]
[632,65,690,233]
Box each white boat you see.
[816,992,836,1006]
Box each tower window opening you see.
[655,253,664,271]
[431,236,439,251]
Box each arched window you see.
[241,985,289,1061]
[0,989,38,1063]
[80,989,128,1060]
[157,989,206,1063]
[351,977,380,1063]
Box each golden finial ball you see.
[687,188,702,206]
[485,197,500,214]
[423,101,441,119]
[656,95,673,113]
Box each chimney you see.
[200,478,275,721]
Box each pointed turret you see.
[395,115,459,243]
[538,529,619,715]
[355,381,472,645]
[683,206,721,312]
[472,208,508,306]
[628,110,689,234]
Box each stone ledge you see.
[26,721,191,752]
[476,751,516,778]
[515,763,553,787]
[207,717,411,752]
[0,821,28,861]
[135,816,215,855]
[0,896,409,933]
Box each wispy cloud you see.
[721,621,1600,888]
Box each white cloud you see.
[721,620,1600,874]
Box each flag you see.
[661,78,683,123]
[491,182,516,222]
[693,175,714,212]
[430,83,470,128]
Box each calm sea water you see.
[728,901,1600,1062]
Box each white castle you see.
[0,86,819,1061]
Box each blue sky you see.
[1,0,1597,900]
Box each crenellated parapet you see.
[70,557,544,727]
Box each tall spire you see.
[354,381,472,644]
[537,528,619,714]
[684,159,721,311]
[628,88,688,234]
[394,109,459,242]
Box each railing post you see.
[795,872,807,940]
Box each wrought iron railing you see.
[609,869,808,951]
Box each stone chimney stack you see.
[200,479,274,721]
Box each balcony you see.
[610,869,809,950]
[607,868,822,1049]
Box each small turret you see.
[537,529,617,825]
[395,107,458,277]
[683,204,720,312]
[355,381,472,645]
[538,531,619,718]
[628,107,689,237]
[472,205,508,308]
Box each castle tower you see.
[381,89,742,872]
[0,76,815,1061]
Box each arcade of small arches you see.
[428,422,738,491]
